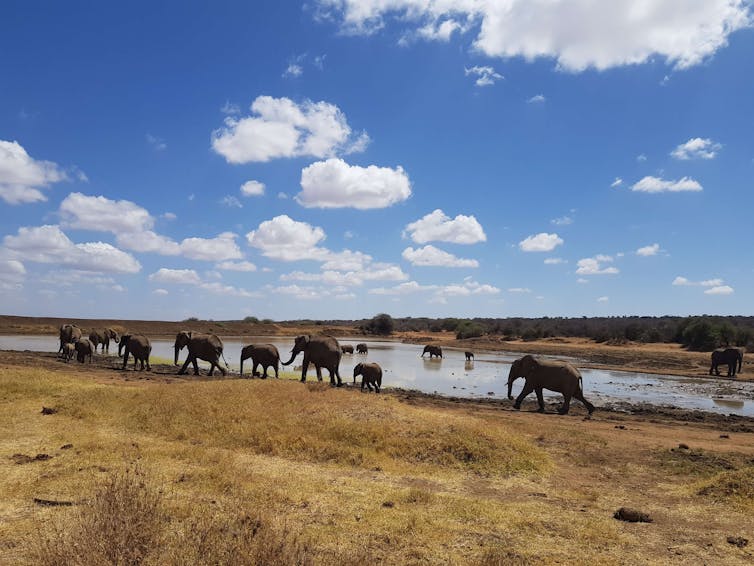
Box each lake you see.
[2,335,753,416]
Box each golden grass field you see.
[1,350,754,564]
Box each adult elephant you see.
[240,343,280,379]
[341,344,354,354]
[89,328,119,354]
[356,343,368,354]
[74,338,94,364]
[281,335,342,386]
[353,362,382,393]
[120,334,152,371]
[58,324,82,353]
[174,331,227,377]
[507,354,594,415]
[710,348,744,377]
[421,345,443,359]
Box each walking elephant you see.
[507,355,594,415]
[58,324,82,353]
[341,344,354,354]
[120,334,152,371]
[353,362,382,393]
[465,351,474,361]
[356,343,368,354]
[174,331,227,376]
[89,328,119,354]
[61,342,76,363]
[281,335,342,386]
[75,338,94,364]
[421,345,443,358]
[240,343,280,379]
[710,348,744,377]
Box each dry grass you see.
[697,466,754,508]
[3,359,754,564]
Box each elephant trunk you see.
[507,367,517,400]
[240,355,244,376]
[281,346,299,366]
[174,344,180,366]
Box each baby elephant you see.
[353,362,382,393]
[61,342,76,363]
[75,338,94,364]
[465,351,474,361]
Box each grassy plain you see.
[1,350,753,564]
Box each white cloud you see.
[298,158,412,209]
[221,101,240,115]
[283,63,303,78]
[508,287,531,293]
[162,212,177,220]
[0,259,25,290]
[404,209,486,244]
[120,231,181,255]
[704,285,734,295]
[369,281,436,295]
[631,176,703,193]
[435,279,501,298]
[320,1,752,71]
[673,276,725,287]
[551,215,572,226]
[277,192,288,199]
[211,96,368,164]
[216,260,257,272]
[527,94,546,103]
[636,243,661,257]
[321,249,371,271]
[402,245,479,268]
[0,140,68,204]
[240,180,266,197]
[3,225,141,273]
[247,215,327,261]
[153,288,169,295]
[544,257,566,265]
[281,263,407,287]
[220,195,243,208]
[577,278,589,284]
[597,296,609,303]
[146,133,167,151]
[464,65,503,87]
[60,192,154,234]
[519,233,563,252]
[149,268,256,297]
[671,137,722,160]
[611,177,623,188]
[576,255,619,275]
[180,232,243,261]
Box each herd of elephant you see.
[56,324,746,415]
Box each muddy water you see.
[3,335,754,416]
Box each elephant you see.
[240,343,280,379]
[174,331,227,377]
[421,345,443,359]
[281,335,342,386]
[465,351,474,361]
[60,342,75,363]
[89,328,119,354]
[58,324,82,353]
[119,334,152,371]
[341,344,354,354]
[710,348,744,377]
[507,355,594,415]
[75,338,94,364]
[353,362,382,393]
[356,343,368,354]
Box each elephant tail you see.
[221,350,230,371]
[739,351,743,373]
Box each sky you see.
[1,0,753,321]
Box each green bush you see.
[456,322,485,339]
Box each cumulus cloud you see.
[519,233,563,252]
[631,176,702,193]
[704,285,734,295]
[0,259,25,290]
[544,257,567,265]
[298,158,412,209]
[211,96,368,164]
[671,137,722,160]
[240,180,266,197]
[280,264,407,287]
[576,254,619,275]
[527,94,546,103]
[404,209,486,244]
[318,1,752,71]
[369,278,500,304]
[0,140,68,204]
[464,65,503,86]
[216,260,257,272]
[672,276,725,287]
[508,288,531,293]
[149,268,256,297]
[402,245,479,268]
[597,296,609,303]
[369,281,437,295]
[180,232,242,262]
[247,215,327,261]
[3,225,141,273]
[636,243,661,256]
[153,288,169,295]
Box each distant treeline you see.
[276,314,754,352]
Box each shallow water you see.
[3,335,753,416]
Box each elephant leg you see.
[366,380,373,392]
[208,362,216,376]
[514,381,535,409]
[178,357,191,375]
[262,364,269,379]
[300,358,310,382]
[332,366,342,387]
[535,387,545,413]
[252,361,259,379]
[558,393,572,415]
[574,390,595,414]
[274,363,279,379]
[316,365,323,382]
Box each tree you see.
[366,313,394,335]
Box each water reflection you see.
[2,334,754,416]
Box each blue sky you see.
[1,1,753,321]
